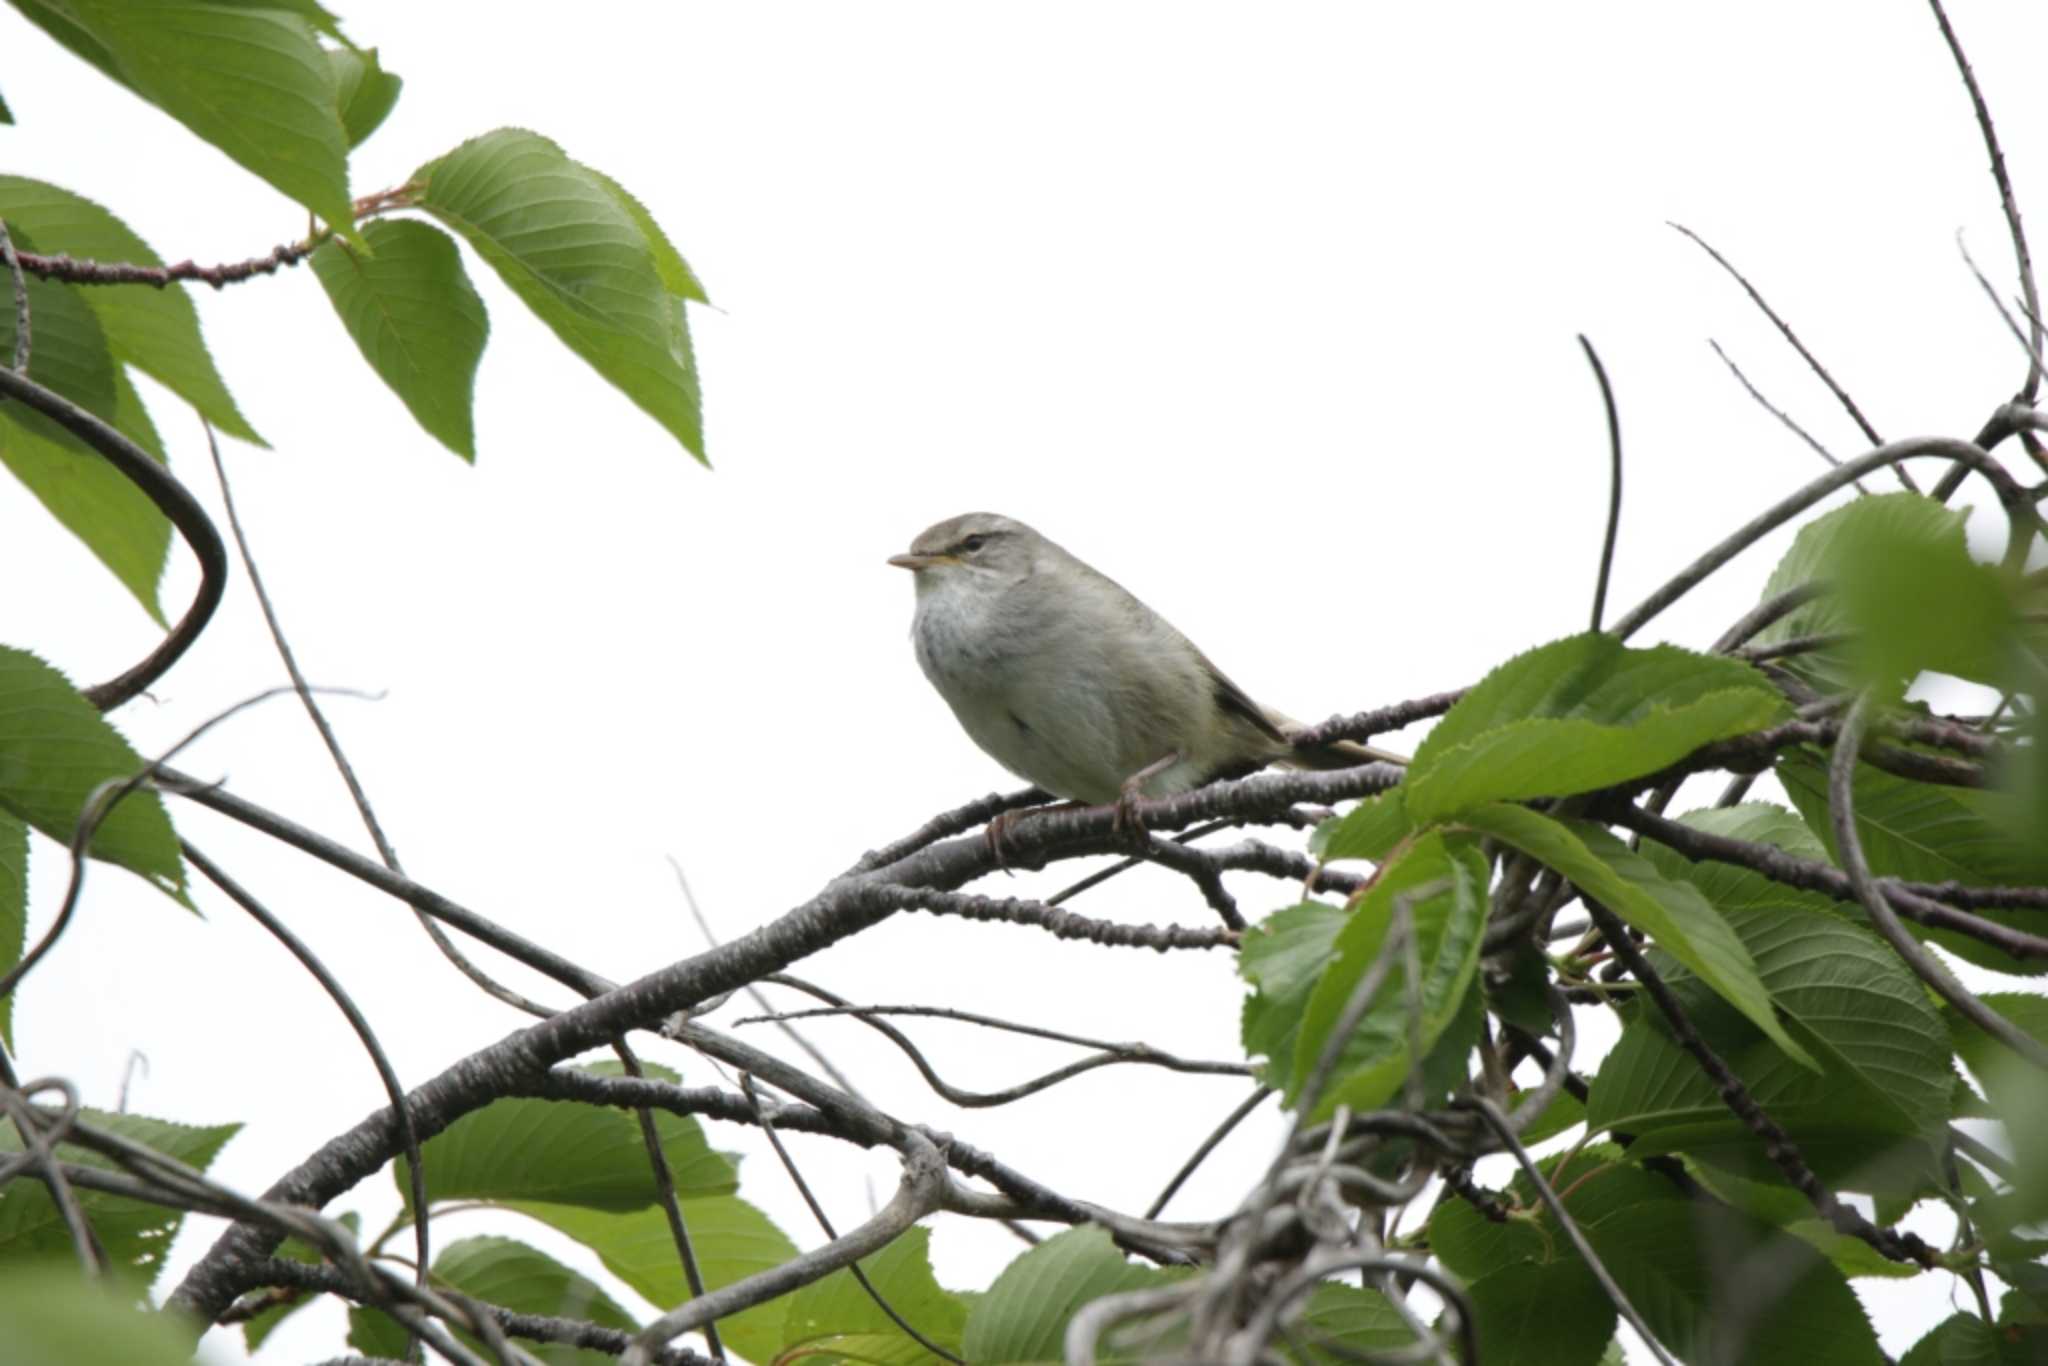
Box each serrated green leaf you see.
[1240,899,1349,1089]
[778,1226,968,1365]
[1465,805,1814,1070]
[1780,749,2048,976]
[0,811,22,1050]
[1285,1283,1419,1362]
[313,218,488,460]
[1405,634,1786,822]
[512,1194,797,1365]
[24,1,353,233]
[1583,894,1951,1193]
[1310,786,1412,864]
[432,1235,638,1366]
[416,129,704,461]
[1898,1312,2045,1366]
[397,1060,736,1212]
[1289,832,1488,1118]
[0,175,263,443]
[0,648,184,898]
[0,1109,237,1290]
[0,1266,203,1365]
[0,259,172,622]
[1464,1258,1616,1366]
[1686,1167,1918,1280]
[1754,492,2017,696]
[588,166,706,303]
[1640,803,1840,922]
[325,44,400,149]
[963,1226,1191,1365]
[1436,1154,1883,1365]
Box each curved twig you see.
[180,841,435,1319]
[1613,435,2036,642]
[0,366,227,711]
[1580,334,1624,632]
[1827,695,2048,1069]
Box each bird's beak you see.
[888,552,945,570]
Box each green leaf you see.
[1285,1283,1419,1362]
[0,1266,205,1365]
[0,648,185,898]
[1465,805,1814,1070]
[1464,1259,1616,1366]
[963,1225,1190,1365]
[0,259,172,621]
[1640,803,1840,922]
[512,1194,798,1366]
[1898,1312,2047,1366]
[1587,899,1951,1193]
[312,218,489,460]
[0,811,22,1050]
[0,1109,237,1290]
[346,1300,409,1359]
[1513,1085,1587,1148]
[0,89,12,124]
[777,1226,968,1365]
[1289,832,1488,1118]
[432,1235,639,1366]
[1436,1153,1884,1366]
[1946,994,2048,1228]
[325,44,400,149]
[588,166,707,303]
[1687,1166,1918,1280]
[1310,786,1412,864]
[1780,749,2048,975]
[397,1060,737,1212]
[1754,492,2017,696]
[0,175,263,443]
[415,129,705,461]
[1239,900,1349,1090]
[24,1,353,232]
[1404,634,1786,822]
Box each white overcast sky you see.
[3,3,2045,1362]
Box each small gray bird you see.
[889,512,1404,827]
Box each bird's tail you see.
[1287,736,1408,770]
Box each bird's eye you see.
[960,534,988,553]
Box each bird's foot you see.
[1112,783,1152,853]
[984,809,1027,873]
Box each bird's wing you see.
[1200,654,1290,745]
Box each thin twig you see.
[1458,1096,1679,1366]
[667,859,866,1101]
[181,841,435,1312]
[613,1038,726,1364]
[1928,0,2041,400]
[205,423,557,1020]
[17,240,319,290]
[1668,221,1915,491]
[1145,1086,1274,1219]
[1580,334,1624,632]
[738,1075,963,1364]
[1708,338,1864,487]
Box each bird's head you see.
[888,512,1041,592]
